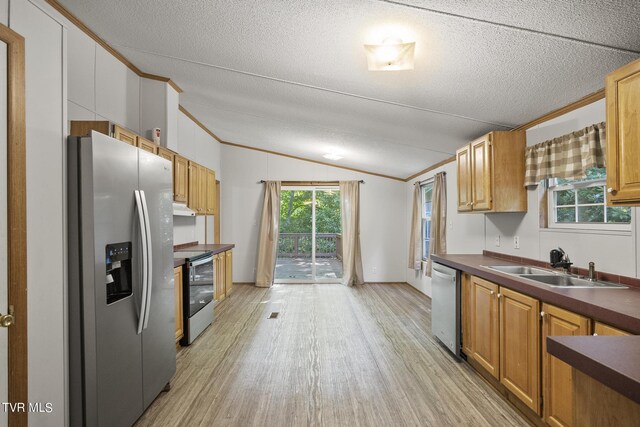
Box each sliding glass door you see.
[275,187,342,283]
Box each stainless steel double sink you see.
[482,265,628,289]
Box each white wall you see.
[220,144,406,283]
[406,99,640,297]
[10,1,67,425]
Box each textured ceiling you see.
[58,0,640,178]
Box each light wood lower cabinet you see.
[225,250,233,296]
[461,273,473,356]
[499,288,540,414]
[174,267,183,344]
[593,321,630,336]
[471,276,500,379]
[542,303,591,427]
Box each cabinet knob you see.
[607,187,617,195]
[470,202,475,206]
[466,202,471,206]
[593,333,598,336]
[490,290,495,295]
[540,311,545,318]
[497,293,502,299]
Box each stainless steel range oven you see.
[175,250,214,345]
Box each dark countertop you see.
[173,243,235,268]
[547,335,640,404]
[431,254,640,334]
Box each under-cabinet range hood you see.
[173,202,196,217]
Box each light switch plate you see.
[514,236,520,249]
[494,235,501,247]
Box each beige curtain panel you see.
[408,182,422,270]
[255,181,281,287]
[425,172,447,277]
[524,122,606,186]
[340,181,364,286]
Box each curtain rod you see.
[258,180,365,184]
[415,171,446,186]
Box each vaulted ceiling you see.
[58,0,640,179]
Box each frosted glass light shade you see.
[364,41,415,71]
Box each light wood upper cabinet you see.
[499,287,540,414]
[174,267,183,344]
[456,146,473,212]
[542,303,591,427]
[113,124,137,146]
[188,161,199,211]
[205,168,216,215]
[457,131,527,213]
[157,147,173,163]
[606,58,640,206]
[174,155,188,203]
[136,136,157,154]
[471,276,500,379]
[198,165,207,214]
[593,321,630,336]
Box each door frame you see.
[0,23,28,427]
[275,186,341,284]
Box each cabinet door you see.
[136,136,157,154]
[174,267,183,344]
[157,147,173,163]
[198,165,207,214]
[113,124,137,146]
[471,276,500,379]
[225,250,233,296]
[471,136,492,211]
[499,287,540,414]
[606,59,640,205]
[456,145,473,211]
[217,253,226,301]
[205,169,216,215]
[593,322,630,336]
[187,161,199,210]
[173,155,188,203]
[542,303,591,427]
[461,273,473,357]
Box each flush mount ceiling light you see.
[364,37,415,71]
[323,153,343,161]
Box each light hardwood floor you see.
[136,283,528,426]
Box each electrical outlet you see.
[372,266,377,274]
[494,235,501,247]
[514,236,520,249]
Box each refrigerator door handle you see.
[135,190,149,335]
[140,190,153,330]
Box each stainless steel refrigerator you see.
[68,131,176,426]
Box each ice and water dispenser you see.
[105,242,133,304]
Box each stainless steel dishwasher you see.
[431,262,460,358]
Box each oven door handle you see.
[135,190,148,335]
[189,255,214,267]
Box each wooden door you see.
[173,267,183,344]
[461,273,473,357]
[113,124,136,146]
[542,303,591,427]
[136,136,157,154]
[499,287,540,414]
[456,145,473,211]
[205,169,216,215]
[187,161,199,211]
[225,250,233,296]
[173,155,188,203]
[593,322,630,336]
[606,59,640,205]
[471,276,500,379]
[471,135,492,211]
[0,24,27,426]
